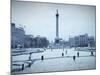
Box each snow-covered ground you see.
[11,48,96,74]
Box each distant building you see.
[34,36,49,48]
[69,34,92,47]
[78,34,88,47]
[74,36,79,47]
[69,37,75,47]
[88,36,95,47]
[11,23,49,48]
[11,23,25,48]
[24,35,35,48]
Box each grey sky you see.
[12,1,96,41]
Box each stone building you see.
[69,34,93,47]
[11,23,25,48]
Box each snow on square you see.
[11,48,96,74]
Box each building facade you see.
[11,23,49,48]
[78,34,88,47]
[69,34,94,47]
[88,36,95,47]
[11,23,25,48]
[69,37,75,47]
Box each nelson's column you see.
[55,9,61,44]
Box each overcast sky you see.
[12,0,96,41]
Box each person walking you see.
[73,56,76,61]
[41,55,44,60]
[29,52,32,61]
[44,47,46,51]
[62,52,64,57]
[77,52,79,57]
[91,51,94,56]
[51,47,53,51]
[63,48,64,51]
[66,50,67,55]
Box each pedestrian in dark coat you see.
[62,52,64,57]
[77,52,79,57]
[41,55,44,60]
[73,56,76,61]
[91,51,94,56]
[66,50,67,54]
[29,52,32,61]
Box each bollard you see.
[22,64,24,70]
